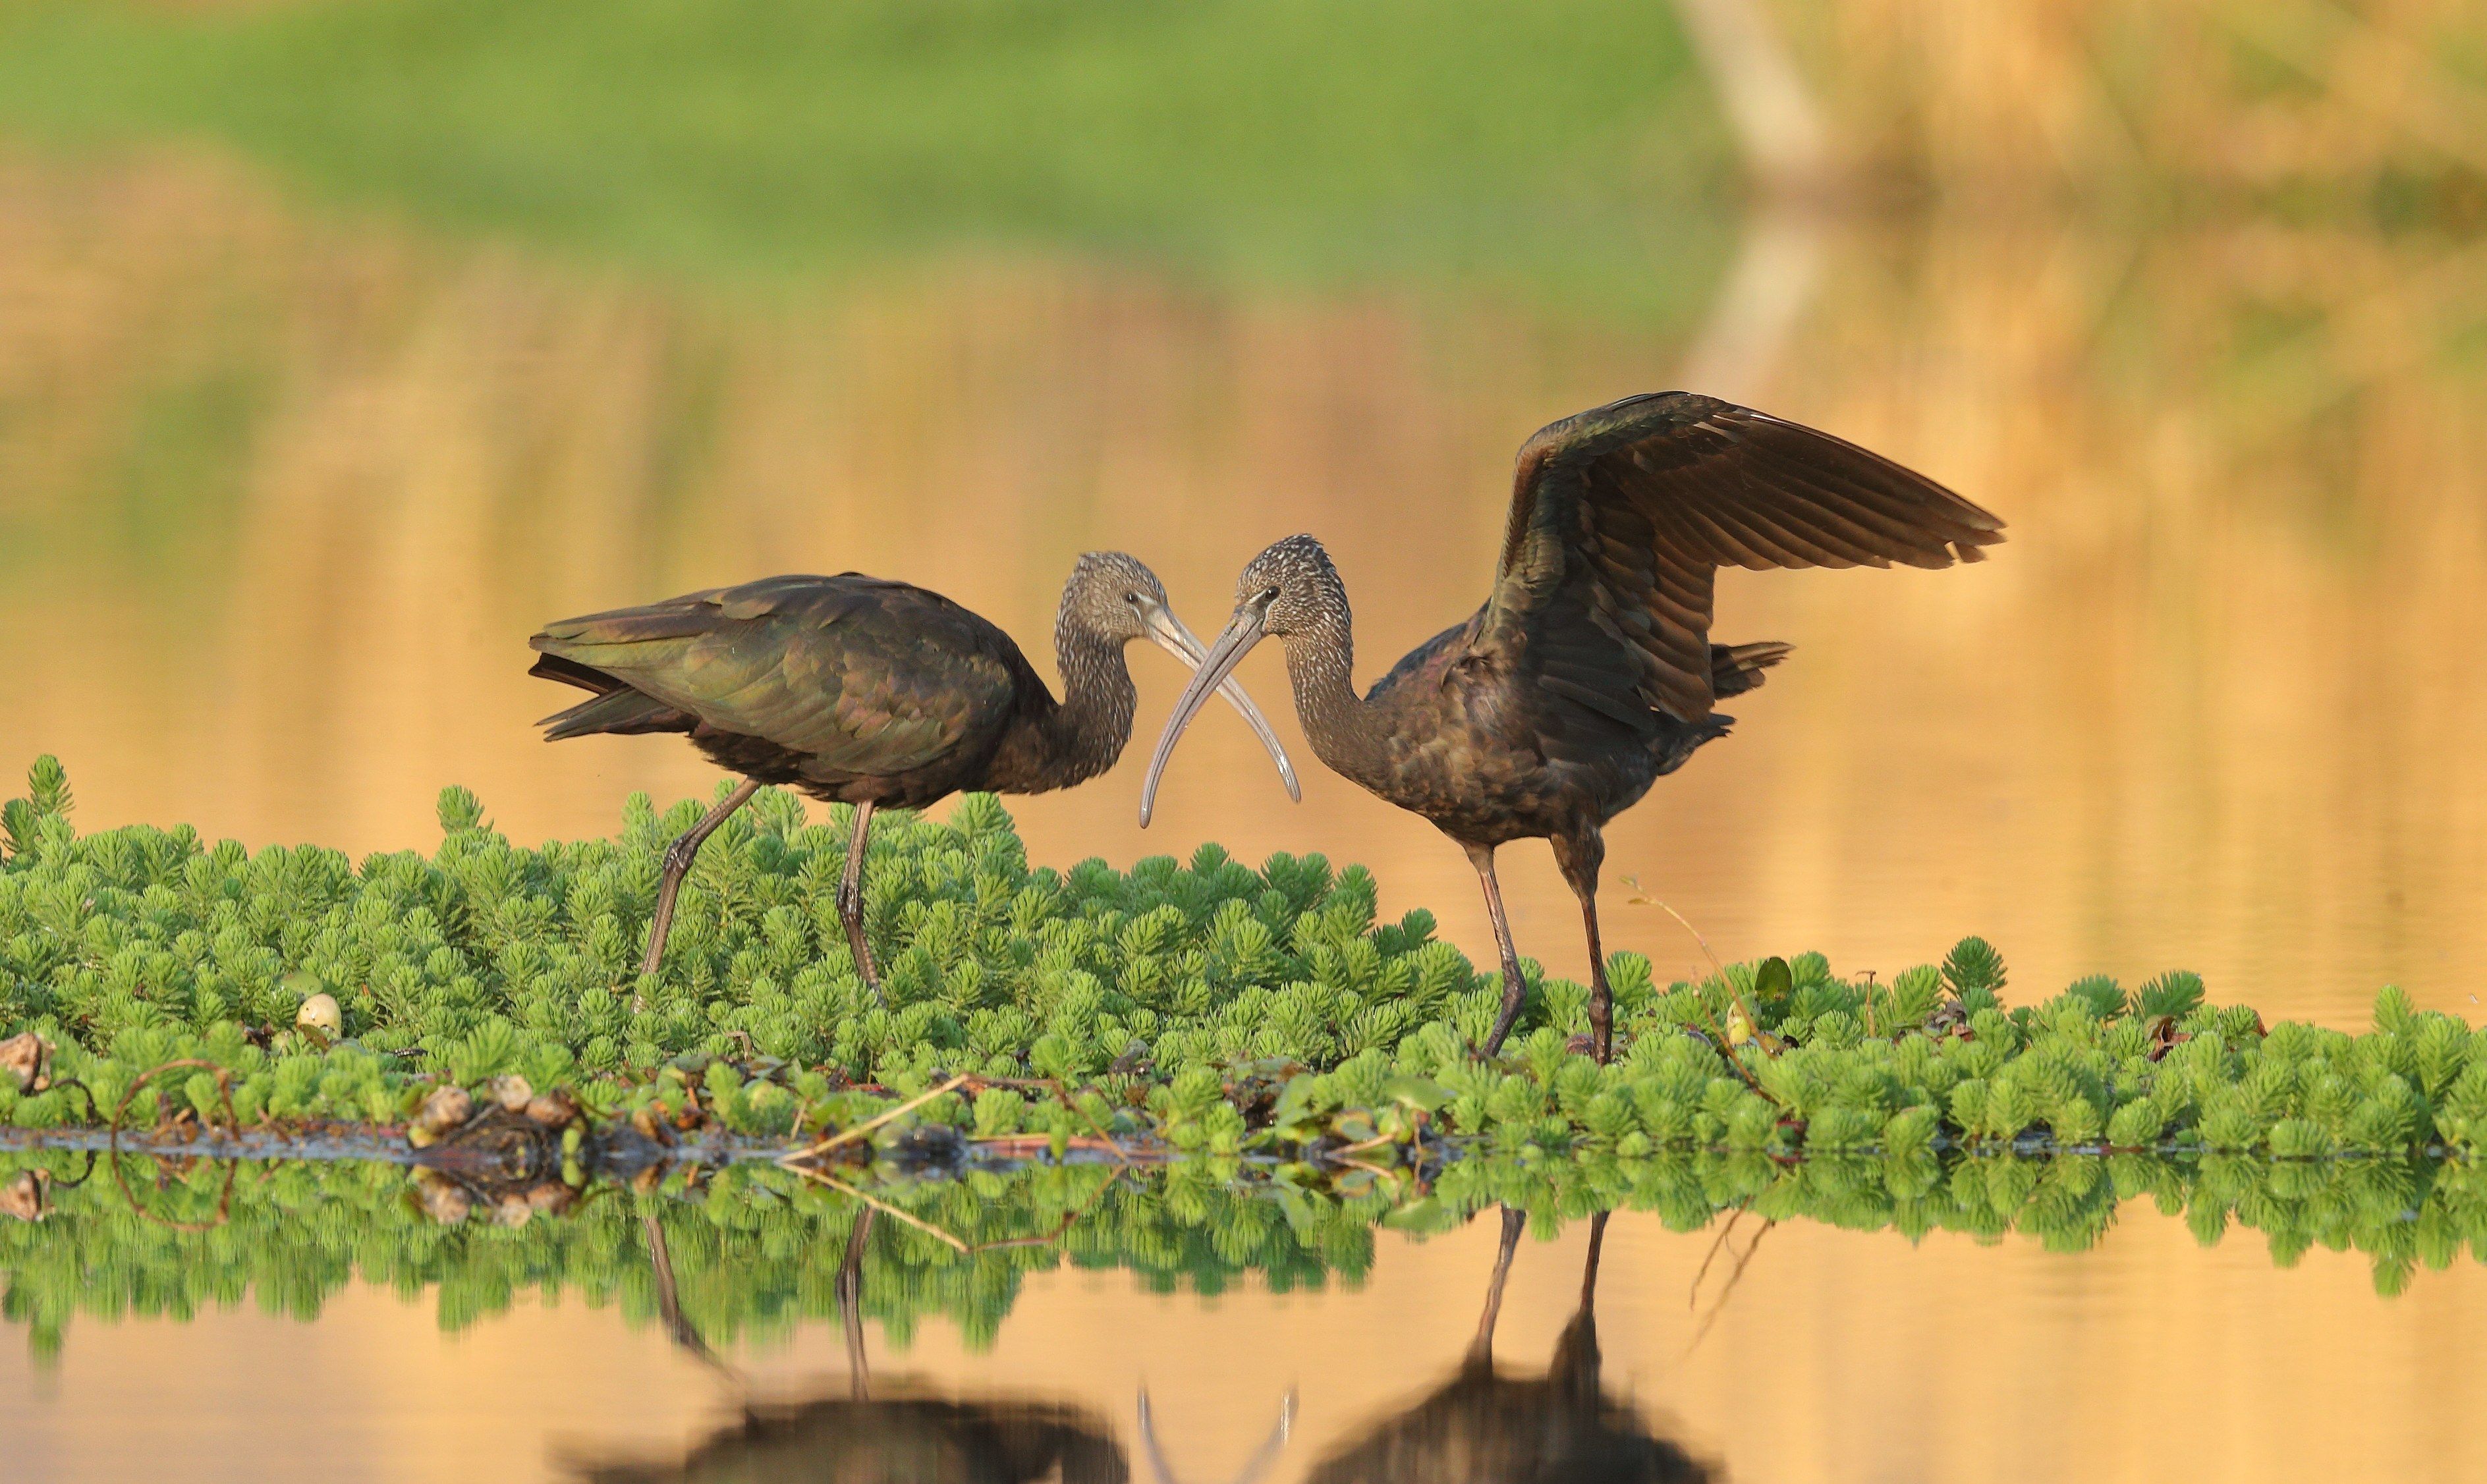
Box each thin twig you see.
[46,1147,98,1191]
[1685,1219,1775,1356]
[53,1078,98,1128]
[783,1074,970,1161]
[109,1058,239,1145]
[1687,1205,1746,1309]
[1335,1157,1403,1192]
[107,1149,237,1233]
[965,1133,1140,1161]
[784,1165,970,1253]
[1332,1129,1405,1159]
[960,1074,1131,1164]
[1623,879,1725,976]
[1619,880,1777,1102]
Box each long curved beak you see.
[1139,603,1272,827]
[1140,600,1299,814]
[1138,1386,1295,1484]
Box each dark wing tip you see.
[528,651,609,688]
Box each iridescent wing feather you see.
[1476,392,2004,723]
[530,574,1023,774]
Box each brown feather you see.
[1483,392,2002,721]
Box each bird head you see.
[1231,534,1345,638]
[1064,551,1299,805]
[1062,550,1180,647]
[1138,535,1344,827]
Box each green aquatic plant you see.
[5,1140,2482,1364]
[8,754,2487,1170]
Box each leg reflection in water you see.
[563,1210,1129,1483]
[1304,1207,1716,1484]
[567,1209,1296,1484]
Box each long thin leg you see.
[1580,894,1613,1064]
[1553,827,1613,1064]
[642,1212,730,1375]
[639,778,763,998]
[1469,844,1530,1057]
[1549,1209,1609,1400]
[839,1207,877,1401]
[1580,1209,1608,1313]
[1466,1204,1528,1369]
[837,800,886,1005]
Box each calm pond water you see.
[9,1172,2487,1484]
[5,49,2487,1482]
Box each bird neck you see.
[1277,611,1390,790]
[1017,628,1136,792]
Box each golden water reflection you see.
[5,152,2484,1023]
[7,1206,2487,1483]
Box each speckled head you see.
[1058,550,1173,646]
[1233,534,1348,637]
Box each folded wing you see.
[530,574,1022,775]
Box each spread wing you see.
[530,573,1025,774]
[1476,392,2004,723]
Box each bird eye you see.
[1256,587,1280,605]
[1125,591,1141,605]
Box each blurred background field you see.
[1,0,2484,1026]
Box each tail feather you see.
[528,653,692,740]
[540,688,691,740]
[530,651,621,694]
[1710,640,1791,700]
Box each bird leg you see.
[837,800,887,1005]
[1548,1209,1608,1404]
[1580,1208,1608,1313]
[1553,829,1613,1064]
[642,1212,731,1377]
[1468,844,1532,1057]
[1465,1204,1528,1370]
[638,778,762,999]
[839,1206,876,1401]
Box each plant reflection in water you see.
[569,1206,1296,1484]
[584,1200,1719,1481]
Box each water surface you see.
[8,1188,2487,1483]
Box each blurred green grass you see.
[0,0,1739,318]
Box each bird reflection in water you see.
[565,1208,1292,1484]
[1304,1210,1716,1484]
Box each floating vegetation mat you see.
[9,754,2487,1356]
[8,754,2487,1181]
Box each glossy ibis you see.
[1303,1209,1712,1484]
[1141,392,2003,1062]
[532,555,1299,1000]
[611,1206,1289,1484]
[586,1209,1133,1484]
